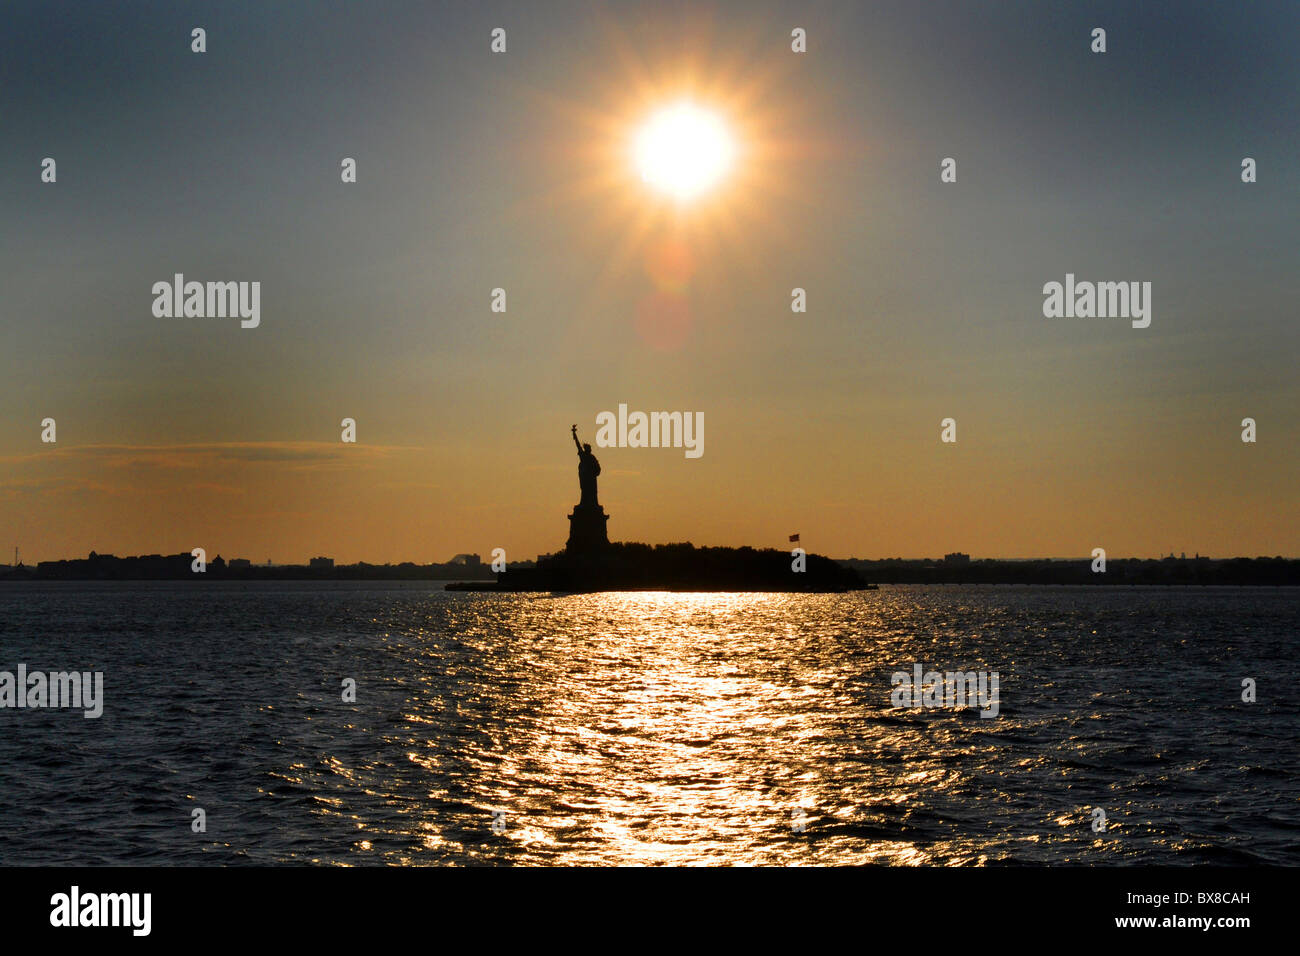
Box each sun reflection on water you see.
[348,590,953,865]
[220,586,1288,866]
[5,581,1290,866]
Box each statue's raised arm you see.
[572,424,582,454]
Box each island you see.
[446,426,867,593]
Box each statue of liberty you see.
[571,424,601,507]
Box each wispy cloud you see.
[0,441,418,472]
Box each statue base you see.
[566,503,610,553]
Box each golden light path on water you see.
[226,584,1297,867]
[290,589,1037,866]
[407,592,931,864]
[5,583,1289,865]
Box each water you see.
[1,582,1296,865]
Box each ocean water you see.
[0,582,1296,866]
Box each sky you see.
[1,0,1297,564]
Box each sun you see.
[511,19,819,340]
[634,103,734,200]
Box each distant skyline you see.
[3,1,1297,564]
[15,549,1284,567]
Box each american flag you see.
[788,533,800,543]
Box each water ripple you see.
[0,582,1296,865]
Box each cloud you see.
[0,475,126,498]
[0,441,416,473]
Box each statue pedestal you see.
[566,503,610,553]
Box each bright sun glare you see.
[634,103,734,200]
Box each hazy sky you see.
[2,0,1297,564]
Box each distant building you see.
[229,558,252,569]
[309,556,334,569]
[943,552,971,565]
[449,553,482,567]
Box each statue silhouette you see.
[572,424,601,507]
